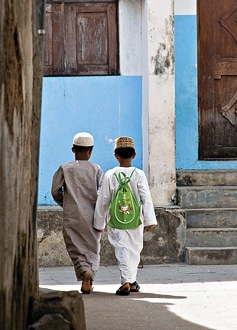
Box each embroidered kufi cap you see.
[114,136,135,149]
[73,132,94,146]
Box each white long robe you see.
[94,166,157,285]
[51,160,104,281]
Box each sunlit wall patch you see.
[175,0,196,16]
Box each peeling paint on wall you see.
[152,43,170,75]
[104,135,114,144]
[151,15,174,76]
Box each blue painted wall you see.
[38,76,142,205]
[175,15,237,170]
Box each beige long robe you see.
[51,160,104,281]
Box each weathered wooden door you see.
[198,0,237,159]
[44,0,118,76]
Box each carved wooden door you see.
[198,0,237,159]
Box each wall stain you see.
[152,15,174,76]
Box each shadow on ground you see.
[82,290,214,330]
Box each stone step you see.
[177,170,237,186]
[186,228,237,247]
[185,247,237,265]
[186,208,237,228]
[177,186,237,209]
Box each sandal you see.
[81,271,92,294]
[116,283,130,296]
[129,281,140,292]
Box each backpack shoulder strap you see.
[129,167,136,179]
[114,172,120,183]
[114,171,127,185]
[114,168,136,185]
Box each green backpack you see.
[108,168,142,230]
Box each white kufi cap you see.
[73,132,94,147]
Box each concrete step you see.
[186,208,237,228]
[185,247,237,265]
[176,172,237,265]
[186,228,237,247]
[177,170,237,186]
[177,186,237,208]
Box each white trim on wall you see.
[175,0,196,15]
[142,0,176,206]
[119,0,176,205]
[119,0,142,76]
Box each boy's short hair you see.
[114,136,135,159]
[73,145,93,153]
[114,147,135,159]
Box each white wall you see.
[174,0,196,15]
[119,0,176,206]
[119,0,142,75]
[143,0,176,206]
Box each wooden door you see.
[44,0,118,76]
[198,0,237,159]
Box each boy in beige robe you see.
[51,132,104,294]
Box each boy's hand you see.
[144,225,155,232]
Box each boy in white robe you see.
[94,136,157,295]
[51,132,104,294]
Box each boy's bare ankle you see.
[122,282,130,289]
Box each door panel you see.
[44,0,118,76]
[198,0,237,159]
